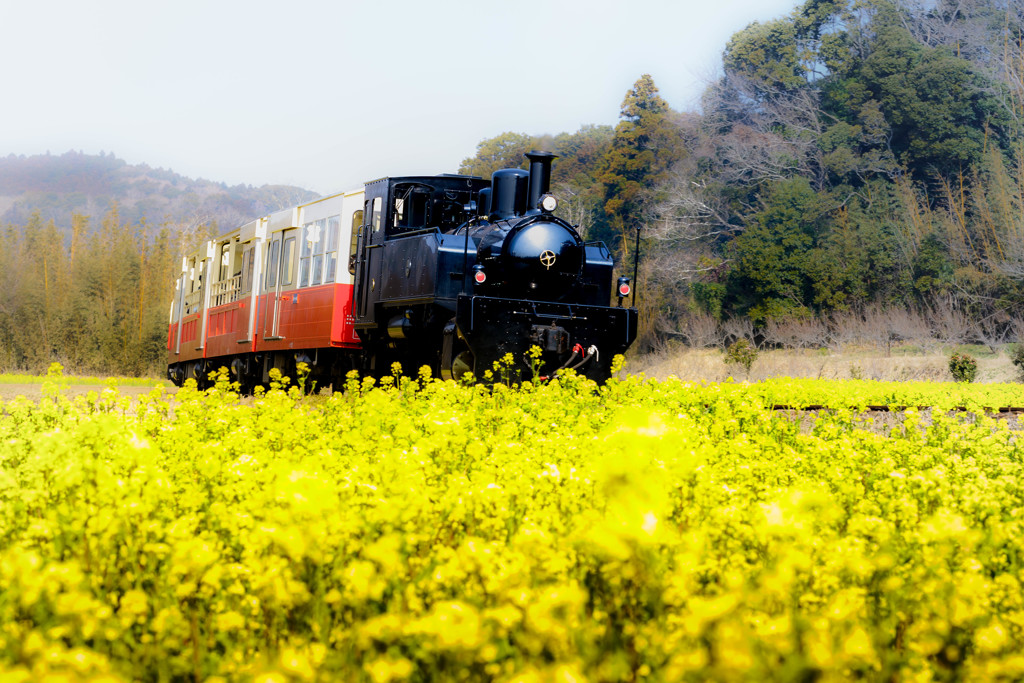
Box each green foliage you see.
[657,0,1024,331]
[857,8,1009,179]
[723,18,806,91]
[691,281,726,319]
[1010,344,1024,382]
[912,234,954,298]
[457,131,539,179]
[549,124,614,187]
[457,126,614,240]
[730,177,825,321]
[948,352,979,383]
[724,338,758,374]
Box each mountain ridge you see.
[0,150,320,233]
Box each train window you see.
[299,226,311,287]
[312,221,326,255]
[311,219,326,286]
[311,255,323,285]
[372,197,382,232]
[392,185,430,232]
[265,239,280,289]
[300,220,323,287]
[281,236,296,286]
[348,210,363,275]
[241,249,253,295]
[324,215,340,284]
[218,243,231,281]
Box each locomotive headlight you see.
[472,264,487,284]
[539,193,558,213]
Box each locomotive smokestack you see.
[525,151,557,214]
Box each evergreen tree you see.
[599,75,687,245]
[728,177,827,321]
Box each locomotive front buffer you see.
[451,294,638,382]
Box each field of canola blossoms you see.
[2,363,1024,682]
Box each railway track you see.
[771,404,1024,413]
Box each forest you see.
[462,0,1024,354]
[0,0,1021,375]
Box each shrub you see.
[948,352,978,383]
[1011,344,1024,382]
[724,339,758,375]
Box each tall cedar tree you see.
[599,75,686,245]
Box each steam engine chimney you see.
[525,150,557,214]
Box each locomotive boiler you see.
[167,152,637,389]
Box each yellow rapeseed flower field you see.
[2,362,1024,681]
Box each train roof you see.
[364,174,486,187]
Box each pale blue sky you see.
[1,0,801,195]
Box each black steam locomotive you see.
[167,151,637,388]
[352,151,638,382]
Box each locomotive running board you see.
[510,301,588,321]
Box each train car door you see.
[262,232,283,340]
[262,228,298,340]
[238,243,255,341]
[355,195,382,321]
[237,218,267,346]
[170,263,187,358]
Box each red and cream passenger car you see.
[167,188,365,388]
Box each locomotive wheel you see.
[451,350,474,380]
[440,318,474,381]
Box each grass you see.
[0,372,167,387]
[630,343,1023,384]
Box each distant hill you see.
[0,151,320,232]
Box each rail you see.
[772,404,1024,414]
[211,275,242,307]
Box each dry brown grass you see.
[630,344,1021,384]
